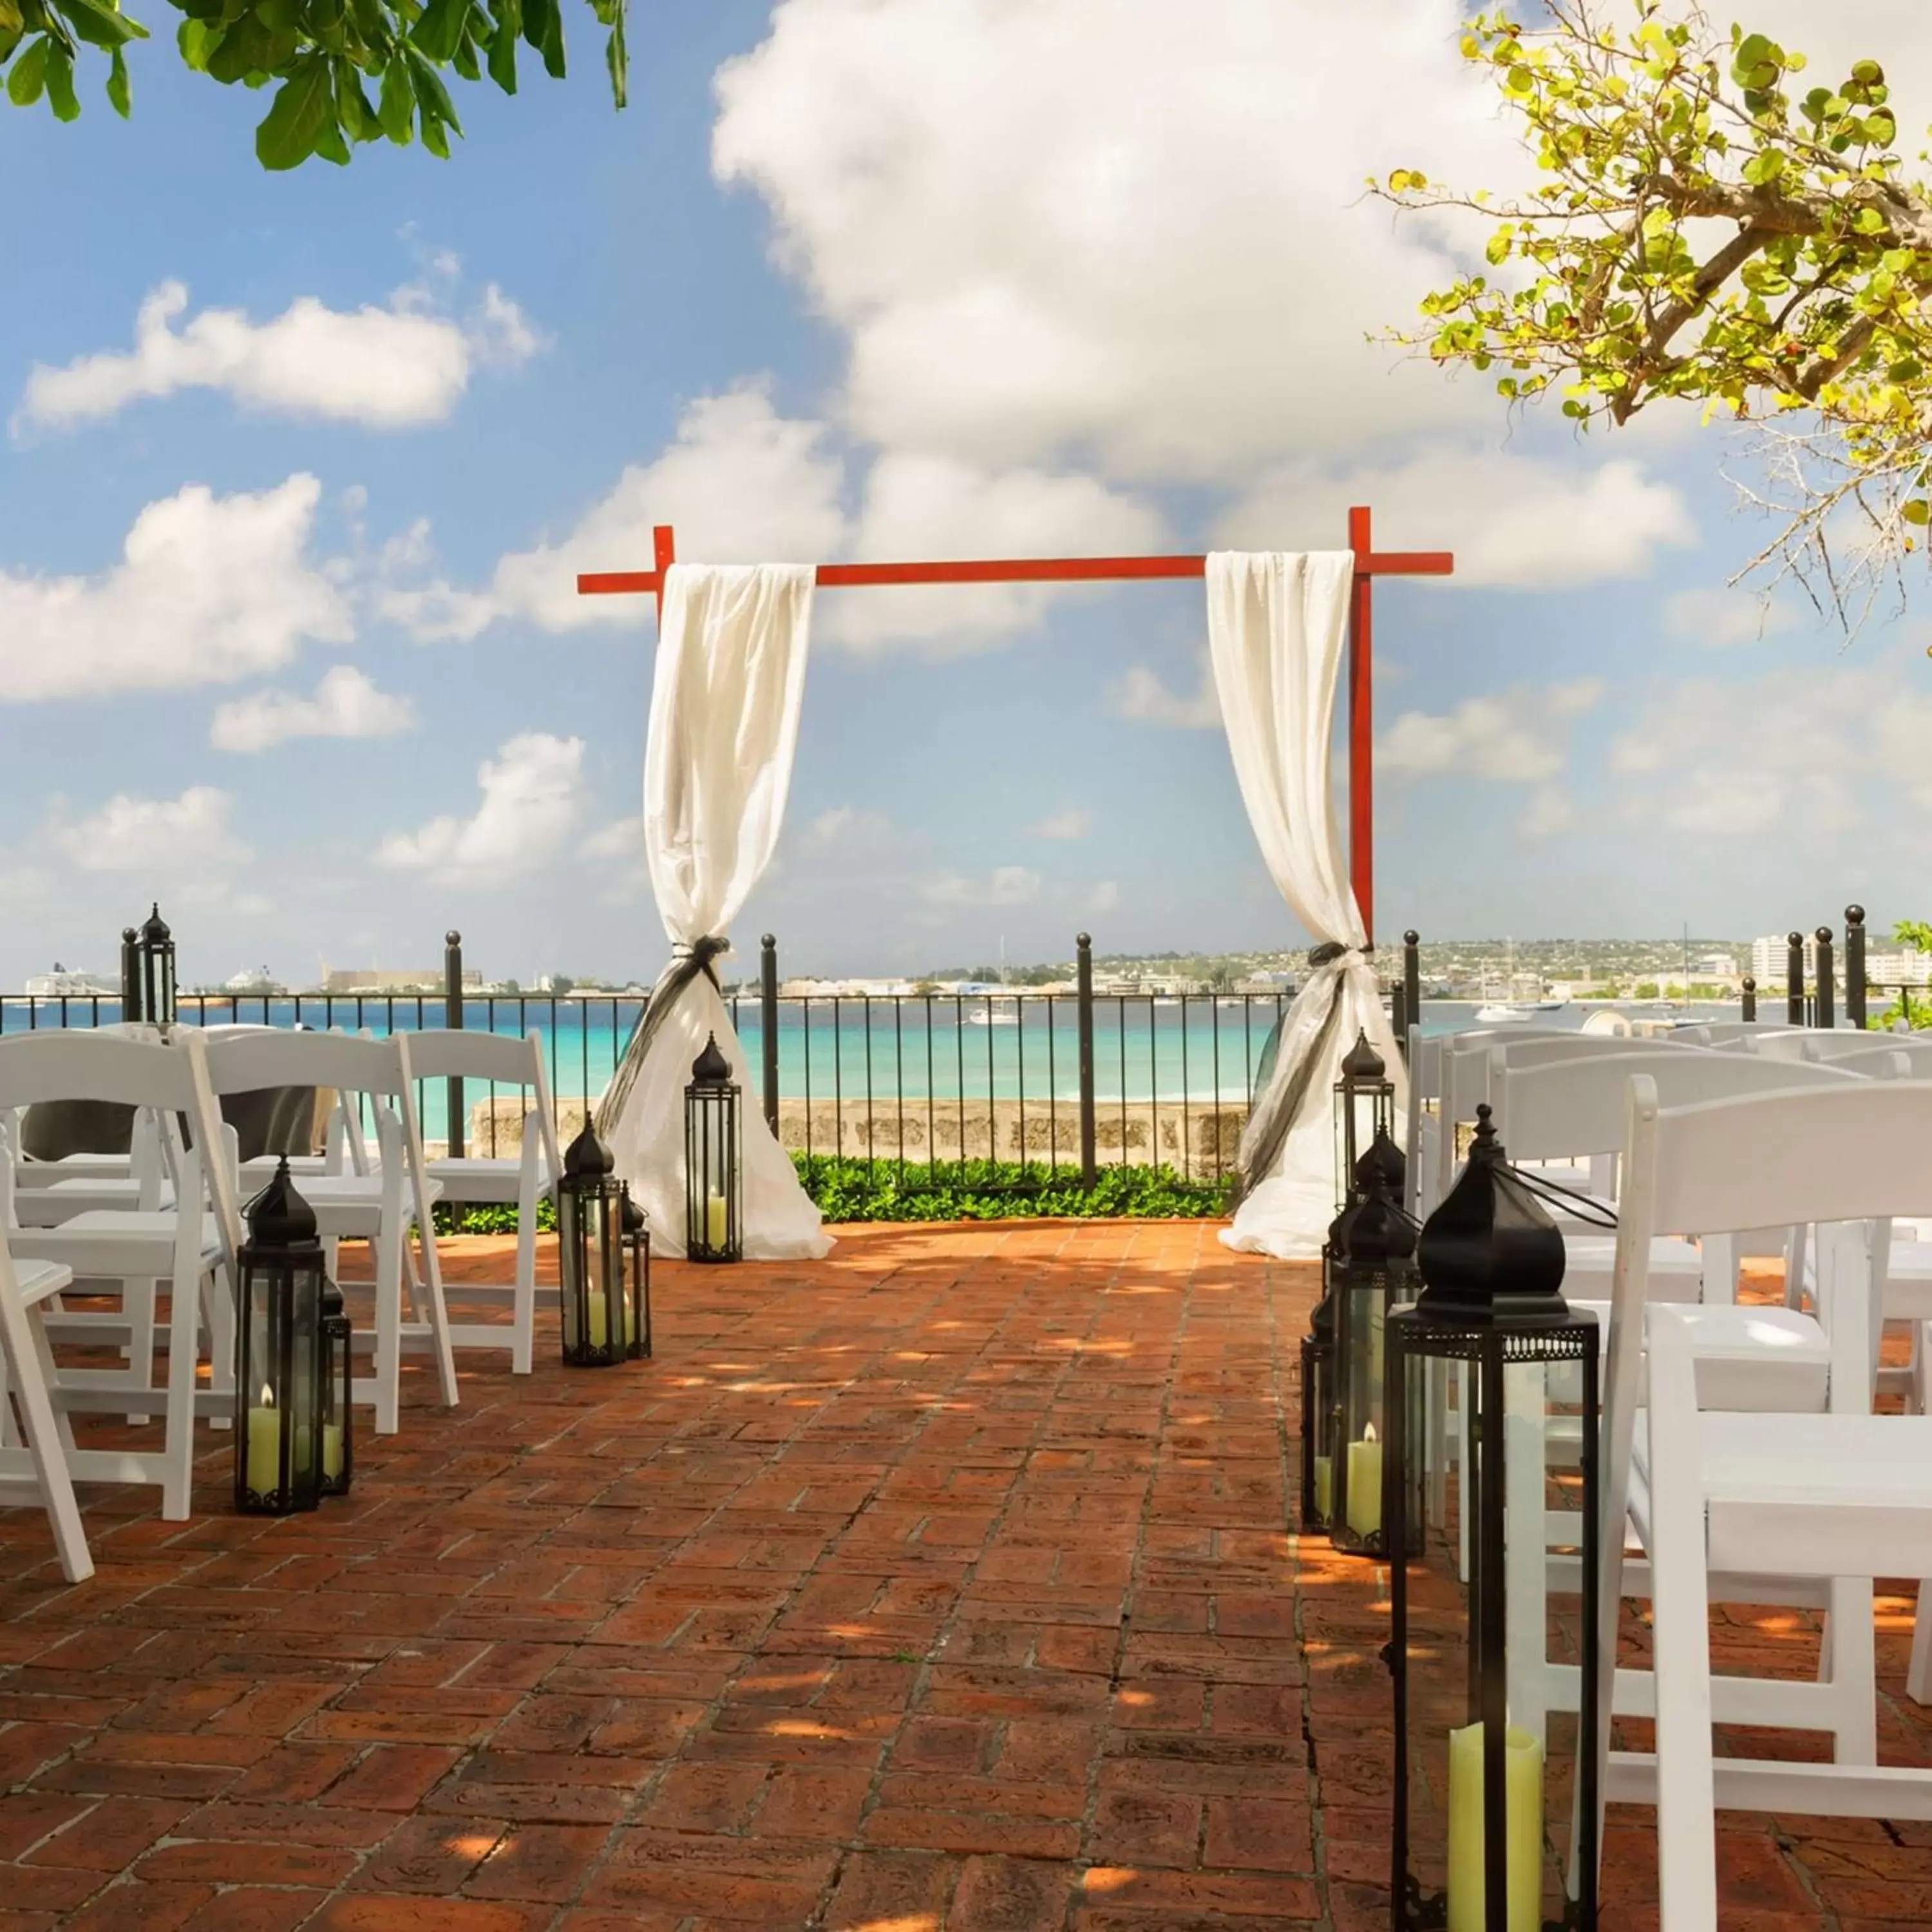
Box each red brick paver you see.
[0,1225,1924,1928]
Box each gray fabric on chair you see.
[21,1086,319,1164]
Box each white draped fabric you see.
[1206,551,1406,1260]
[603,563,833,1260]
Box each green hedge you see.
[434,1157,1227,1233]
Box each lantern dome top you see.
[1415,1104,1567,1325]
[563,1117,615,1179]
[1354,1122,1406,1195]
[1340,1028,1385,1083]
[690,1032,732,1086]
[245,1156,319,1249]
[1343,1175,1416,1264]
[140,902,171,944]
[621,1195,646,1235]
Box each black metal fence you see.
[3,934,1297,1188]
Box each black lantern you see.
[1327,1174,1420,1558]
[685,1033,742,1262]
[1300,1264,1337,1533]
[318,1278,353,1497]
[236,1158,329,1515]
[1387,1105,1600,1932]
[136,902,176,1029]
[119,926,141,1021]
[558,1117,650,1365]
[1336,1029,1396,1210]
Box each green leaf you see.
[1505,62,1532,94]
[106,40,128,109]
[451,23,477,79]
[520,0,560,78]
[602,1,621,107]
[404,42,459,128]
[43,38,77,115]
[312,111,348,160]
[484,0,516,91]
[254,52,330,166]
[1851,57,1884,85]
[334,56,377,137]
[176,17,210,65]
[6,32,46,100]
[1902,498,1929,526]
[375,52,412,140]
[418,98,448,153]
[48,0,144,52]
[408,0,463,61]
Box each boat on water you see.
[965,1009,1019,1027]
[1475,1001,1537,1024]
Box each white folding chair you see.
[393,1030,561,1376]
[1606,1078,1932,1928]
[200,1030,458,1435]
[0,1032,234,1520]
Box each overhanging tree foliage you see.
[1,0,625,167]
[1382,1,1932,627]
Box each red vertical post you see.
[1347,505,1374,947]
[652,523,676,626]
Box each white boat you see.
[965,1009,1019,1027]
[1475,1001,1536,1024]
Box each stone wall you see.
[473,1095,1249,1179]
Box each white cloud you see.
[54,787,251,874]
[712,0,1520,483]
[1663,587,1801,649]
[1379,679,1605,784]
[1028,807,1091,841]
[1220,452,1694,589]
[1084,880,1121,915]
[1517,786,1578,842]
[17,278,542,434]
[383,386,848,641]
[1608,665,1932,840]
[920,866,1043,907]
[583,817,647,862]
[1108,659,1220,730]
[377,732,585,882]
[210,666,414,753]
[0,475,352,703]
[802,805,907,855]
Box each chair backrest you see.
[1491,1048,1860,1169]
[1812,1041,1931,1079]
[397,1029,544,1086]
[1739,1027,1842,1062]
[0,1032,203,1116]
[200,1028,403,1101]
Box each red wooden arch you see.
[578,507,1452,945]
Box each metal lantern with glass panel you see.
[235,1158,331,1515]
[1334,1028,1396,1209]
[1301,1201,1347,1534]
[1385,1104,1601,1932]
[1327,1170,1421,1558]
[136,902,176,1029]
[557,1117,650,1365]
[685,1033,742,1263]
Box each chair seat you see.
[12,1212,224,1276]
[1638,1412,1932,1577]
[13,1259,72,1307]
[14,1153,132,1189]
[1564,1300,1828,1410]
[427,1157,532,1204]
[1561,1233,1702,1301]
[236,1154,336,1186]
[1883,1243,1932,1320]
[296,1173,440,1240]
[15,1178,176,1227]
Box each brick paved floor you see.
[0,1222,1927,1929]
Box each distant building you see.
[1750,934,1815,984]
[1866,949,1932,989]
[225,967,283,994]
[25,965,116,998]
[323,967,484,994]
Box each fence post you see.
[1786,931,1804,1026]
[1845,904,1867,1030]
[1741,976,1756,1023]
[1403,929,1421,1054]
[1815,925,1835,1030]
[1076,933,1097,1188]
[760,934,780,1135]
[120,926,140,1021]
[1390,977,1407,1048]
[444,930,465,1161]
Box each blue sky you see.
[5,0,1932,990]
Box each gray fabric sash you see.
[1227,941,1358,1209]
[598,935,731,1132]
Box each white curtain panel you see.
[1206,551,1408,1260]
[603,563,833,1260]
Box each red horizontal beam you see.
[576,549,1454,600]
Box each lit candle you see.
[322,1424,343,1482]
[706,1193,728,1249]
[1313,1455,1333,1521]
[245,1387,281,1495]
[587,1291,608,1347]
[1446,1721,1544,1932]
[1345,1426,1382,1539]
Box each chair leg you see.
[1821,1577,1879,1763]
[415,1215,460,1409]
[0,1297,92,1584]
[374,1219,402,1436]
[512,1204,536,1376]
[123,1274,156,1426]
[159,1266,201,1520]
[204,1264,235,1430]
[1908,1580,1932,1706]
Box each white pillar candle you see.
[1345,1429,1383,1539]
[1446,1721,1544,1932]
[245,1403,281,1494]
[706,1193,728,1249]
